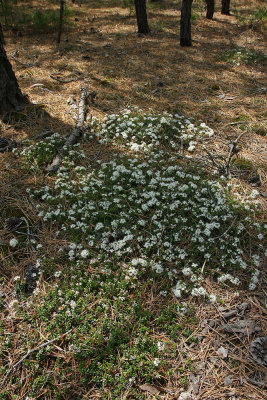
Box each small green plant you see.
[0,0,16,25]
[151,20,165,32]
[120,0,135,15]
[235,7,267,28]
[252,124,266,137]
[19,133,65,170]
[191,12,201,24]
[220,47,267,66]
[252,7,267,23]
[31,5,72,32]
[231,157,254,172]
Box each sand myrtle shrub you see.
[86,108,214,153]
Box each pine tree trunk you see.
[57,0,65,43]
[206,0,215,19]
[221,0,230,15]
[0,24,26,113]
[0,23,5,45]
[134,0,150,35]
[180,0,193,47]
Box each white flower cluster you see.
[217,273,241,286]
[20,112,263,297]
[9,238,18,247]
[26,149,264,294]
[249,269,260,291]
[86,109,214,153]
[172,280,187,298]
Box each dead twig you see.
[46,86,89,173]
[224,131,247,177]
[50,73,78,83]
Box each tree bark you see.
[134,0,150,35]
[221,0,230,15]
[180,0,193,47]
[0,23,5,45]
[206,0,215,19]
[0,24,26,114]
[57,0,65,43]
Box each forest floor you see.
[0,1,266,399]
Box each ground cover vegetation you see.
[0,1,266,399]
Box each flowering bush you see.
[86,108,214,153]
[5,109,265,399]
[26,147,264,296]
[220,47,267,66]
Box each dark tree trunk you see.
[0,23,5,45]
[0,24,26,113]
[57,0,65,43]
[180,0,193,47]
[134,0,150,35]
[206,0,215,19]
[221,0,230,15]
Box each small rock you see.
[24,264,41,294]
[5,217,24,232]
[217,346,228,359]
[224,376,232,386]
[70,104,78,109]
[248,173,261,187]
[139,384,160,395]
[250,336,267,367]
[178,392,196,400]
[208,319,216,328]
[209,356,219,364]
[67,96,75,104]
[190,373,199,394]
[220,319,260,335]
[0,137,9,149]
[194,361,205,372]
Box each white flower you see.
[250,189,259,198]
[191,286,207,296]
[209,293,217,303]
[128,267,138,276]
[159,290,167,297]
[9,238,18,247]
[182,267,192,276]
[95,222,104,231]
[54,271,62,278]
[14,275,20,282]
[172,288,182,298]
[80,249,89,258]
[157,341,165,351]
[153,358,160,367]
[33,287,40,296]
[10,299,19,309]
[70,300,76,309]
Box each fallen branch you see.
[0,330,72,388]
[46,86,89,173]
[50,73,78,83]
[224,131,247,177]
